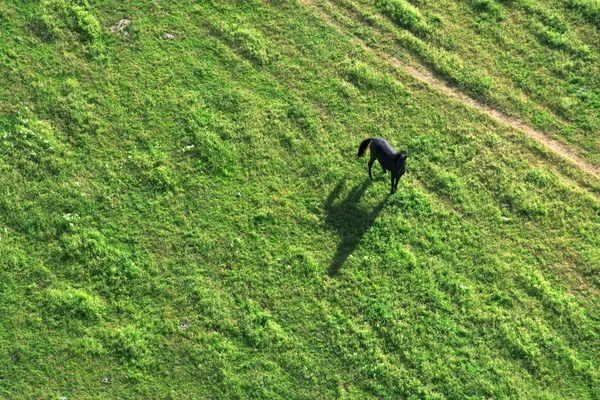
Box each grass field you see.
[1,0,600,398]
[313,0,600,163]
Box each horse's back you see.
[370,139,397,170]
[370,138,396,155]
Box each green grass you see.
[316,0,600,163]
[1,0,600,398]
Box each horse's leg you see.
[368,153,376,181]
[395,170,405,192]
[390,173,395,194]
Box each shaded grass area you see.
[324,177,387,275]
[1,0,600,398]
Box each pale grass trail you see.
[300,0,600,181]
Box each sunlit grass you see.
[0,0,599,398]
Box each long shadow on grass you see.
[325,177,388,276]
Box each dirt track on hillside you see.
[300,0,600,181]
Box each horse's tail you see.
[357,138,373,158]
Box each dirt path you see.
[300,0,600,181]
[382,54,600,181]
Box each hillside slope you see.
[311,0,600,163]
[1,0,600,398]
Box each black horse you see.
[357,138,407,194]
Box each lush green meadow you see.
[316,0,600,163]
[1,0,600,398]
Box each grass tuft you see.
[375,0,431,35]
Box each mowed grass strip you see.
[1,0,599,398]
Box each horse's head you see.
[395,151,408,176]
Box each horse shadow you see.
[324,177,388,276]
